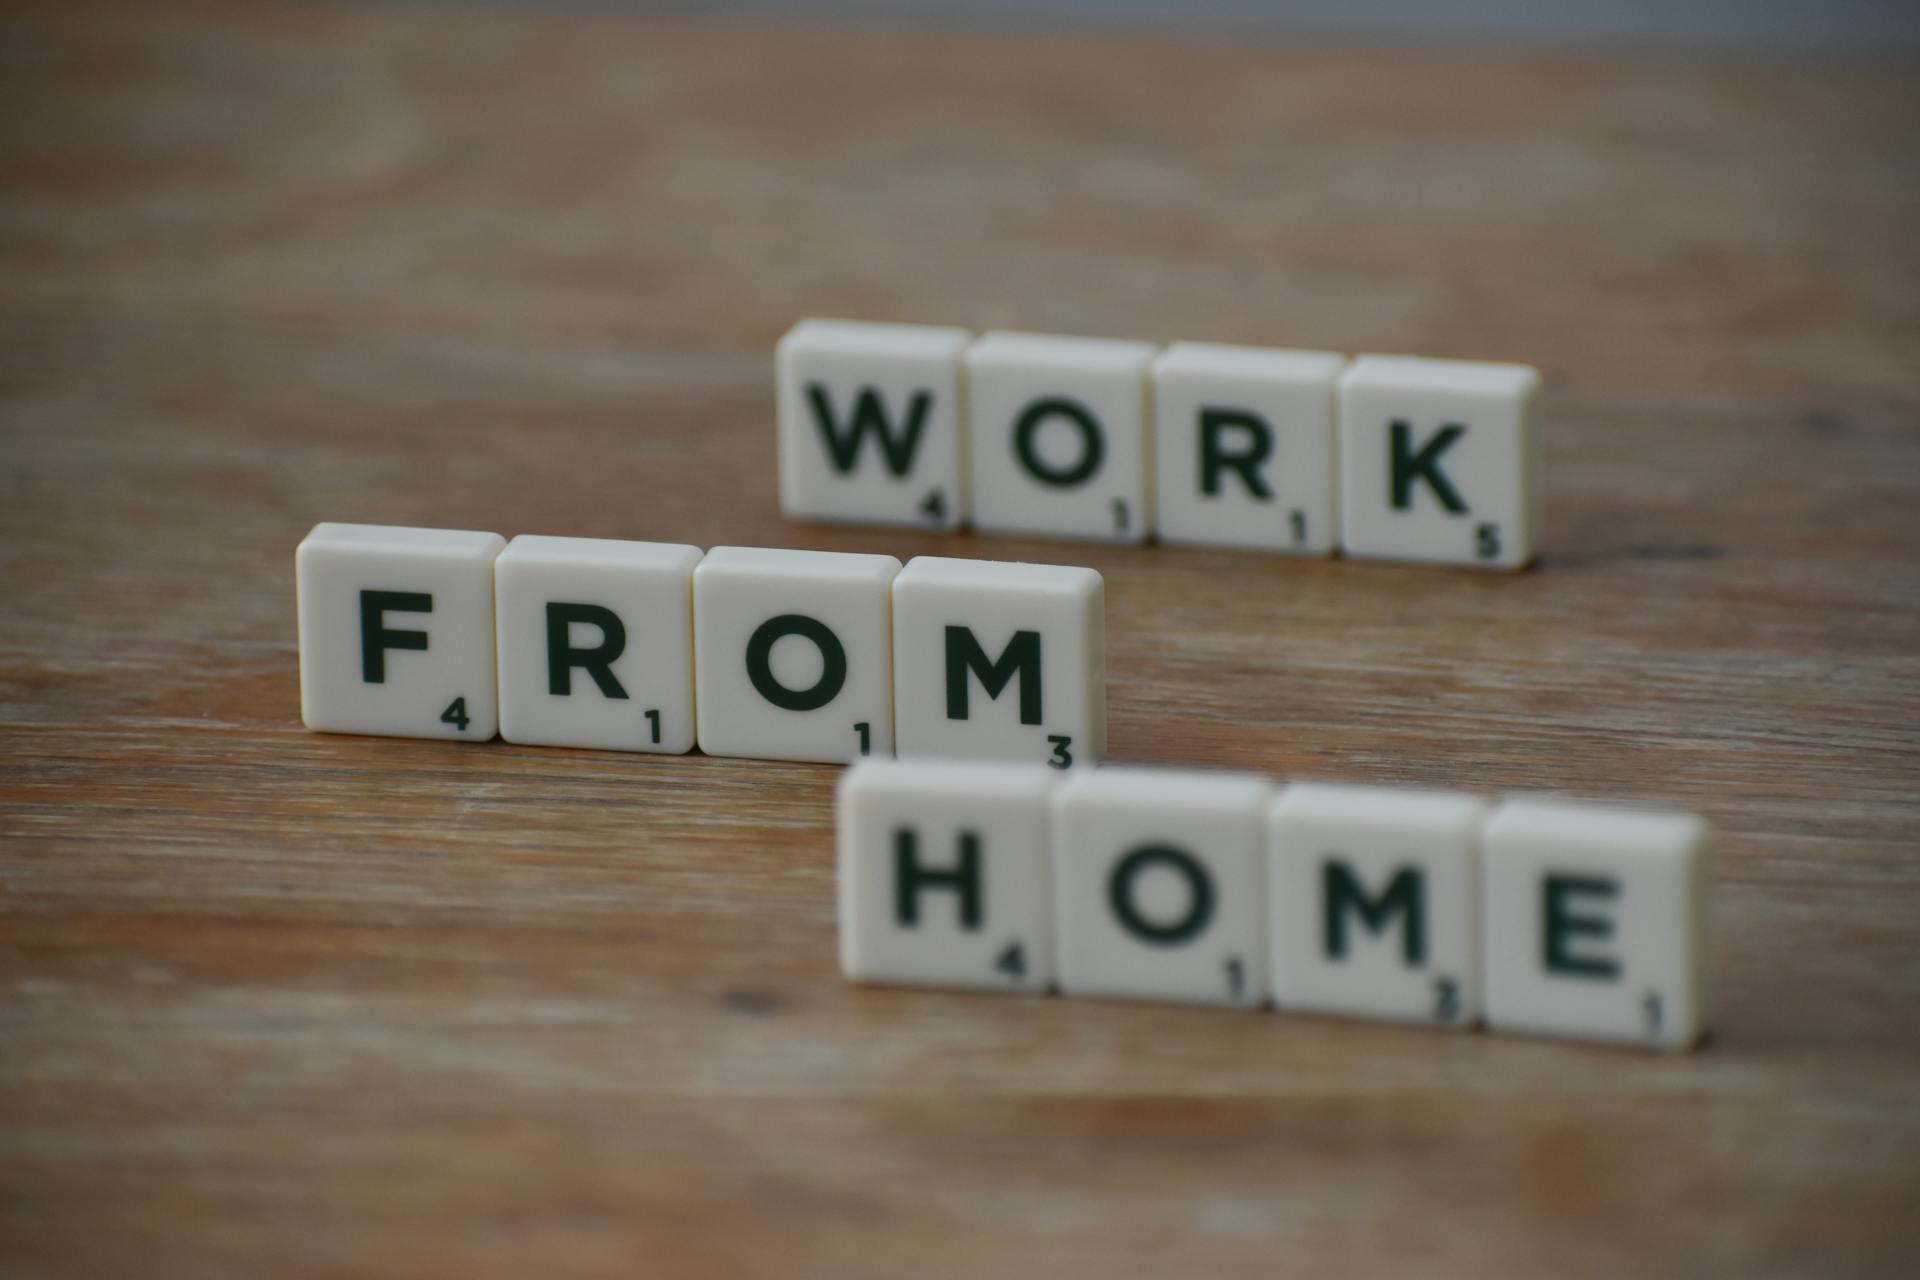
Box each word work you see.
[778,319,1541,568]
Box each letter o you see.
[745,613,848,712]
[1013,397,1105,488]
[1108,843,1215,946]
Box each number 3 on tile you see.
[440,697,470,731]
[1047,735,1073,769]
[996,942,1026,981]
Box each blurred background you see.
[492,0,1920,50]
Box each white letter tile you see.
[495,535,701,753]
[692,546,900,763]
[1338,355,1540,569]
[838,759,1059,994]
[1483,798,1711,1050]
[1269,783,1486,1028]
[1054,768,1274,1008]
[965,331,1158,544]
[1152,343,1345,554]
[296,522,504,741]
[891,556,1104,770]
[777,319,973,531]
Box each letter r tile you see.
[494,535,702,753]
[1151,343,1345,555]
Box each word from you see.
[296,524,1103,766]
[778,320,1542,568]
[839,760,1710,1050]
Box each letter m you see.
[807,383,933,477]
[945,626,1042,725]
[1323,861,1426,966]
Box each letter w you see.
[807,384,932,476]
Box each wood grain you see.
[2,2,1918,1275]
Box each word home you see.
[838,760,1710,1051]
[778,319,1540,569]
[295,524,1104,767]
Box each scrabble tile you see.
[1268,784,1487,1028]
[837,758,1059,994]
[1054,768,1274,1008]
[890,556,1105,770]
[1338,355,1541,569]
[692,546,900,763]
[1483,799,1711,1050]
[965,331,1159,543]
[494,535,702,753]
[296,522,504,741]
[777,318,974,530]
[1151,343,1345,554]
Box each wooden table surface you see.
[3,2,1917,1275]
